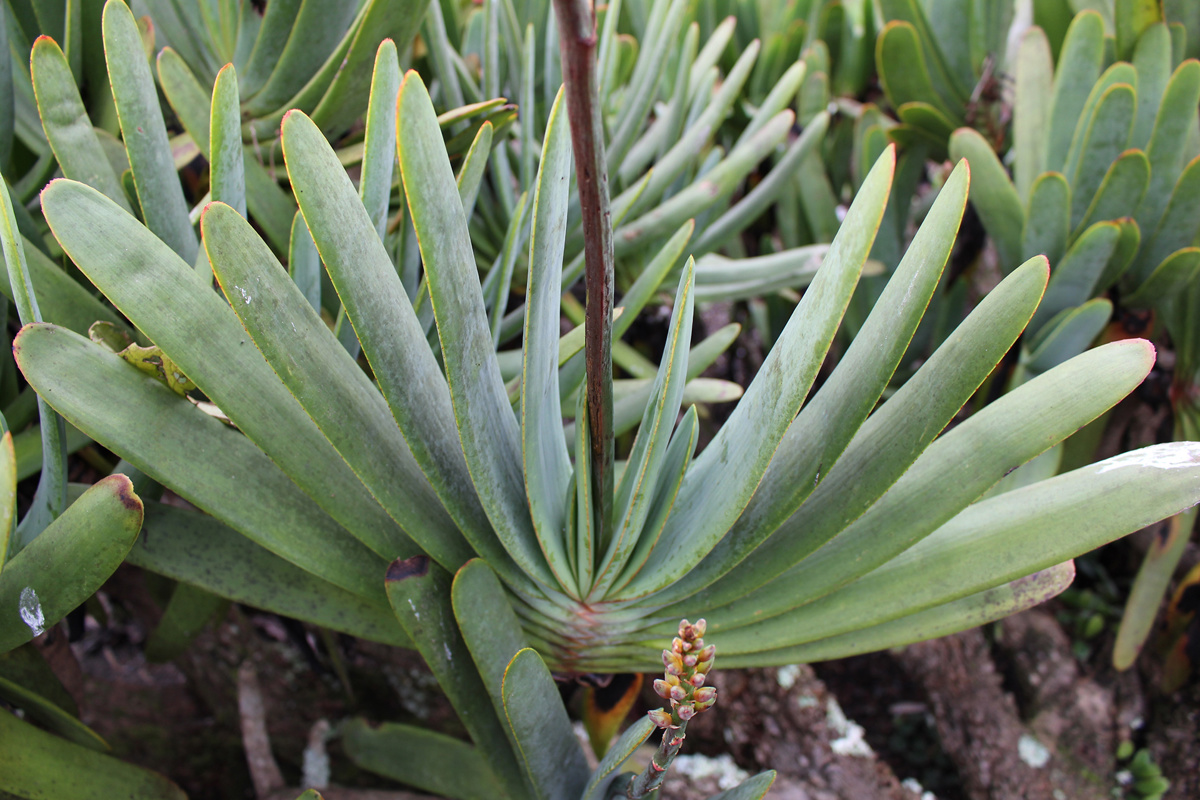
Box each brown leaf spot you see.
[386,555,430,583]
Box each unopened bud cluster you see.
[648,619,716,728]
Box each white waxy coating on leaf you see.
[1095,442,1200,474]
[19,587,44,636]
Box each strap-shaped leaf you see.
[0,433,13,566]
[1134,59,1200,256]
[238,0,302,97]
[895,101,956,145]
[613,221,693,340]
[717,564,1075,668]
[949,127,1023,272]
[606,0,690,169]
[1,174,65,553]
[241,0,359,115]
[521,89,573,592]
[452,560,530,720]
[1099,216,1142,291]
[574,390,596,591]
[1013,27,1053,203]
[615,110,794,255]
[718,439,1200,655]
[1023,298,1112,376]
[877,21,955,119]
[0,474,140,653]
[40,179,410,563]
[0,670,108,751]
[457,121,493,220]
[693,245,830,301]
[1136,153,1200,280]
[1130,23,1173,149]
[14,324,388,599]
[127,495,405,646]
[342,719,504,800]
[611,405,698,591]
[1114,504,1196,670]
[1064,82,1136,230]
[1124,247,1200,308]
[0,708,186,799]
[0,1,11,167]
[1028,220,1120,335]
[582,716,655,800]
[878,0,969,106]
[398,72,552,587]
[30,35,130,213]
[740,58,807,148]
[594,261,695,597]
[288,211,321,311]
[692,112,828,256]
[709,337,1154,636]
[672,258,1048,615]
[501,648,590,800]
[155,47,296,253]
[1073,149,1149,238]
[659,161,968,604]
[615,39,759,202]
[1044,11,1105,173]
[140,0,220,83]
[248,0,421,141]
[386,557,529,800]
[618,147,894,599]
[358,40,401,239]
[308,0,429,135]
[707,772,777,800]
[103,0,197,265]
[144,579,227,665]
[203,202,470,569]
[280,111,532,584]
[1115,0,1162,61]
[210,64,245,218]
[1021,171,1070,264]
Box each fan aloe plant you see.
[9,27,1200,687]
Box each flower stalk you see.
[551,0,615,547]
[626,620,717,799]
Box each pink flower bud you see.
[693,619,707,637]
[683,653,698,668]
[653,679,673,699]
[647,709,673,728]
[698,644,716,662]
[693,686,717,705]
[689,672,706,688]
[677,703,696,721]
[669,684,688,702]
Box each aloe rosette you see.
[9,59,1200,681]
